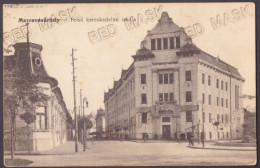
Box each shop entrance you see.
[162,125,171,139]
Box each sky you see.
[3,3,256,116]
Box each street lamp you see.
[83,97,88,151]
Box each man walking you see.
[187,132,191,145]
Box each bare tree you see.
[20,112,36,154]
[3,72,49,159]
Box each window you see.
[169,73,174,84]
[141,94,147,104]
[216,79,219,88]
[170,37,174,49]
[221,81,223,90]
[203,112,205,123]
[163,38,168,49]
[164,74,168,84]
[159,74,163,84]
[222,114,224,123]
[209,113,212,123]
[222,132,224,138]
[35,106,47,130]
[162,117,170,122]
[164,93,168,101]
[202,73,205,84]
[157,39,161,50]
[186,91,192,102]
[202,93,205,104]
[209,132,212,139]
[186,111,192,122]
[218,132,220,138]
[226,99,228,108]
[221,98,224,107]
[141,74,146,84]
[170,93,174,101]
[151,39,156,50]
[235,85,239,109]
[185,71,191,81]
[208,76,211,86]
[217,97,219,106]
[208,95,211,105]
[142,113,147,123]
[159,93,163,102]
[176,36,180,48]
[225,114,229,124]
[225,82,228,91]
[226,132,229,138]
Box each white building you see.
[104,12,244,140]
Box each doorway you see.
[162,125,171,139]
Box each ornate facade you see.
[104,12,244,140]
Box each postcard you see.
[3,3,256,167]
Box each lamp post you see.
[83,97,88,151]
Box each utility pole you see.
[192,114,194,146]
[202,102,205,147]
[83,97,88,151]
[71,48,78,152]
[80,89,83,119]
[198,120,200,144]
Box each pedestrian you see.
[175,133,180,143]
[190,133,194,146]
[201,131,205,147]
[143,133,147,142]
[187,132,191,145]
[146,133,149,141]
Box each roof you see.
[198,51,243,79]
[132,47,155,60]
[176,41,243,80]
[148,12,180,35]
[176,43,200,55]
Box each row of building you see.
[102,12,246,141]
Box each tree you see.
[20,112,36,154]
[78,118,93,130]
[3,72,49,160]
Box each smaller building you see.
[243,108,256,139]
[95,108,106,138]
[3,42,72,152]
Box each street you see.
[5,140,256,166]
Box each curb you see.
[4,152,78,156]
[187,145,256,151]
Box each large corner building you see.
[104,12,244,140]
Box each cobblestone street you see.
[5,140,256,166]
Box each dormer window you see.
[163,38,168,49]
[170,37,174,49]
[150,37,178,50]
[151,39,156,50]
[157,39,161,50]
[176,36,180,48]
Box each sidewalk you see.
[4,141,83,155]
[188,142,256,151]
[129,139,185,143]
